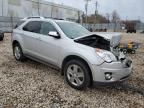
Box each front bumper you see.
[90,59,132,83]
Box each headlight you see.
[96,48,116,63]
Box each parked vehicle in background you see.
[0,31,4,41]
[126,21,136,33]
[12,17,132,90]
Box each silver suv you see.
[12,18,132,90]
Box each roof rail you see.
[44,17,64,20]
[22,16,45,20]
[21,16,64,21]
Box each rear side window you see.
[23,21,42,33]
[40,22,57,35]
[15,21,25,28]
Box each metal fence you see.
[0,0,143,32]
[0,16,20,32]
[82,22,144,32]
[0,0,82,32]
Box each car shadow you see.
[91,82,144,96]
[13,58,144,97]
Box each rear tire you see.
[13,43,26,61]
[64,60,91,90]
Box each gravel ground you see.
[0,33,144,108]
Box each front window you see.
[40,22,57,35]
[56,22,90,39]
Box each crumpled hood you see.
[94,32,122,47]
[74,32,122,47]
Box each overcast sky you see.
[46,0,144,22]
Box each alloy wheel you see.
[14,46,21,60]
[66,64,84,86]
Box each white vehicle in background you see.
[12,17,132,90]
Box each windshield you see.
[56,22,90,39]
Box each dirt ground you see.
[0,33,144,108]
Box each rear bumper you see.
[90,59,132,83]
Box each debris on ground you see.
[0,33,144,108]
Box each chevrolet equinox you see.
[12,18,132,90]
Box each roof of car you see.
[21,16,63,21]
[54,20,74,23]
[20,16,75,23]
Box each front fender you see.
[58,44,104,68]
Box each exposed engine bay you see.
[74,34,126,61]
[74,35,110,51]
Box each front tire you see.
[13,43,26,61]
[64,60,91,90]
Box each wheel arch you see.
[12,40,20,47]
[61,55,93,84]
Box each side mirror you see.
[48,31,60,39]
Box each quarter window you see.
[23,21,42,33]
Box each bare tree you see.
[84,0,91,24]
[111,10,120,32]
[9,11,15,37]
[94,1,98,25]
[77,11,81,23]
[10,11,14,30]
[112,10,120,22]
[2,0,3,16]
[38,0,40,16]
[106,13,110,29]
[106,13,110,23]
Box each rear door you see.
[22,21,42,57]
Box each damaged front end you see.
[74,33,130,63]
[74,33,132,82]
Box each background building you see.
[0,0,83,32]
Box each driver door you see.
[37,21,61,66]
